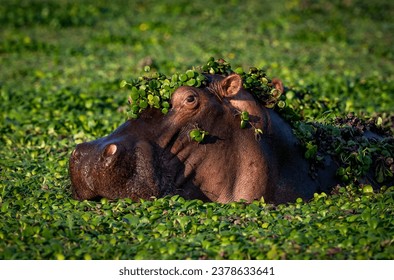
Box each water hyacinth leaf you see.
[305,143,317,159]
[241,111,249,121]
[120,80,128,88]
[277,100,286,109]
[187,78,196,86]
[130,88,139,101]
[153,95,160,107]
[196,73,206,82]
[234,67,244,74]
[362,185,374,194]
[149,80,159,89]
[337,167,346,176]
[162,101,170,108]
[189,129,201,139]
[139,100,148,109]
[189,129,208,143]
[186,69,195,78]
[138,89,147,97]
[131,104,139,113]
[271,88,282,99]
[123,214,139,226]
[179,74,188,82]
[171,74,178,83]
[255,128,263,135]
[2,4,393,259]
[176,216,191,231]
[121,58,285,121]
[264,101,276,109]
[261,222,269,229]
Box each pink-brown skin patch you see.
[69,74,338,204]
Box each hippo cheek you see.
[94,141,160,201]
[121,141,160,200]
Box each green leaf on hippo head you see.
[139,100,148,109]
[189,129,207,143]
[187,78,196,86]
[186,69,196,78]
[241,111,249,121]
[277,100,286,108]
[179,74,188,82]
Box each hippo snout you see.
[69,142,122,200]
[69,134,160,202]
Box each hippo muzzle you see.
[69,132,160,201]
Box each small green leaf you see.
[271,88,282,98]
[179,74,188,82]
[81,213,90,222]
[139,100,148,109]
[130,90,139,101]
[120,80,128,88]
[254,128,263,135]
[189,128,208,143]
[186,69,195,78]
[234,67,244,74]
[189,129,201,138]
[376,117,383,126]
[123,214,139,226]
[261,222,269,229]
[187,78,196,86]
[362,185,374,194]
[277,100,286,108]
[337,167,346,176]
[241,111,249,121]
[171,74,178,83]
[189,129,204,143]
[55,253,65,260]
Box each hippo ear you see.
[220,74,243,97]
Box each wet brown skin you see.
[69,74,338,204]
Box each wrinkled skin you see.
[69,74,338,204]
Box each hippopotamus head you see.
[69,74,336,203]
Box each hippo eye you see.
[186,95,196,103]
[172,87,199,109]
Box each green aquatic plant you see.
[121,57,282,118]
[1,0,393,261]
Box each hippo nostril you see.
[104,144,117,157]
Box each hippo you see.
[69,74,339,204]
